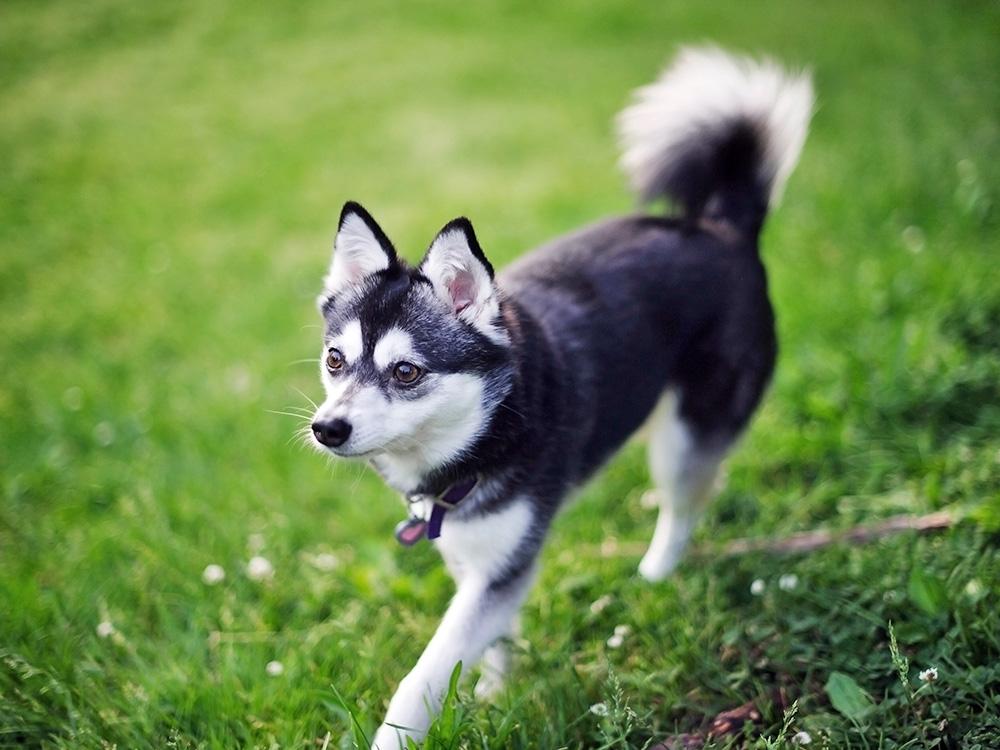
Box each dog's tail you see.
[617,46,813,238]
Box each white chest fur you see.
[434,499,533,584]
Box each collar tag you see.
[396,477,478,546]
[394,517,428,546]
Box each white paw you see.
[638,549,681,582]
[474,668,506,701]
[372,723,420,750]
[473,640,510,701]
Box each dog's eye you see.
[393,362,422,385]
[326,348,345,372]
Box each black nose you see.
[312,418,352,448]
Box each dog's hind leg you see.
[638,391,727,582]
[473,616,518,700]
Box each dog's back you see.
[502,47,812,490]
[502,215,773,478]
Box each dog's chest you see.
[432,499,533,583]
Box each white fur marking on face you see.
[329,319,363,364]
[373,327,416,371]
[319,373,354,405]
[324,212,391,293]
[312,372,359,450]
[337,384,389,445]
[370,373,486,491]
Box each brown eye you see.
[326,348,345,372]
[393,362,422,384]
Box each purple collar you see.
[394,477,478,546]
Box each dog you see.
[308,47,813,748]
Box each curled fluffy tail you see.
[617,46,813,236]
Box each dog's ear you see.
[321,202,397,300]
[420,217,498,326]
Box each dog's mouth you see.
[311,425,435,462]
[312,438,381,460]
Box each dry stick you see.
[595,509,958,559]
[712,509,956,557]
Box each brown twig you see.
[591,509,959,559]
[714,509,957,557]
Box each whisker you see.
[285,425,312,441]
[267,409,313,420]
[291,386,319,410]
[287,424,317,449]
[280,405,315,415]
[349,462,367,494]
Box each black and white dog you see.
[309,47,812,748]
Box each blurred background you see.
[1,1,997,748]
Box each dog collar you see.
[395,477,478,546]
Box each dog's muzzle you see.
[311,418,352,448]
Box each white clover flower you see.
[266,660,284,676]
[792,730,812,745]
[964,579,984,599]
[590,594,613,615]
[202,564,226,585]
[779,574,799,591]
[96,621,115,639]
[247,555,274,581]
[901,225,925,254]
[312,553,339,572]
[918,667,939,683]
[228,365,253,396]
[600,537,619,557]
[607,624,630,649]
[93,421,116,447]
[750,578,766,596]
[589,702,609,717]
[63,386,84,411]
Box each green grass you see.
[1,1,998,747]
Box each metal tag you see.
[394,517,427,546]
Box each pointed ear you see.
[420,218,497,323]
[322,201,397,297]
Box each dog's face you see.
[311,202,513,485]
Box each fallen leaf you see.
[825,671,874,720]
[652,699,763,749]
[709,700,761,736]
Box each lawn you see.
[1,1,998,748]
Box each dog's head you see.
[310,202,513,487]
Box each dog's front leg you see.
[372,569,534,749]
